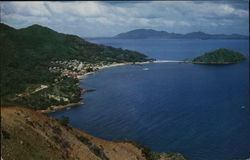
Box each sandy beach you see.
[78,60,186,79]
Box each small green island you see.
[192,48,245,64]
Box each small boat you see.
[143,68,149,71]
[241,106,245,109]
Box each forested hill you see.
[192,48,245,64]
[0,23,147,64]
[0,23,148,109]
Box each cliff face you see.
[1,107,186,160]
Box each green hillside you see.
[0,23,148,109]
[192,48,245,64]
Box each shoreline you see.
[39,59,186,113]
[192,61,241,64]
[77,60,187,79]
[37,100,84,114]
[36,59,243,114]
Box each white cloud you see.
[47,1,105,17]
[179,21,191,27]
[1,1,249,36]
[2,13,50,25]
[4,2,51,16]
[86,17,113,25]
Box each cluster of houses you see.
[48,59,116,79]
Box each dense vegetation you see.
[192,48,245,64]
[0,23,148,109]
[59,116,70,126]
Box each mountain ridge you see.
[114,29,249,39]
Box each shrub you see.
[52,126,62,135]
[86,67,94,72]
[59,116,69,126]
[1,129,10,139]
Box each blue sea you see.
[51,39,249,160]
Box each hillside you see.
[0,23,148,109]
[114,29,249,39]
[1,107,187,160]
[192,48,245,64]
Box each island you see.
[114,29,249,40]
[192,48,246,64]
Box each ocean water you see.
[51,39,249,160]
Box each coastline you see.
[36,58,244,114]
[37,100,84,114]
[192,61,241,64]
[77,60,186,79]
[39,59,185,113]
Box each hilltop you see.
[0,23,148,110]
[1,107,186,160]
[114,29,249,39]
[192,48,245,64]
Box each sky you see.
[1,1,249,37]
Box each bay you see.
[51,39,249,160]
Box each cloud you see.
[2,2,50,16]
[46,1,105,17]
[1,1,249,37]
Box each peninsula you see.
[0,23,149,110]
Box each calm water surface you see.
[51,39,249,160]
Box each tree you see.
[59,116,70,126]
[86,67,94,72]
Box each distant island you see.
[114,29,249,40]
[192,48,246,64]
